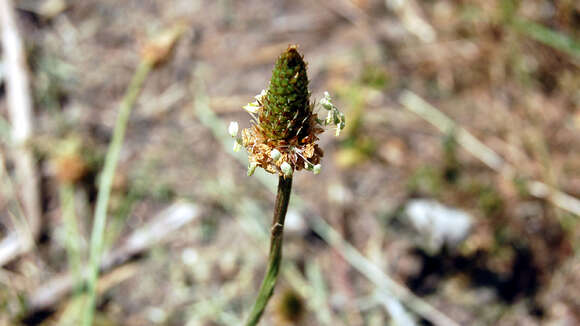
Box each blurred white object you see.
[147,307,167,324]
[376,291,417,326]
[228,121,238,137]
[404,199,472,252]
[385,0,436,43]
[181,248,199,266]
[285,209,307,236]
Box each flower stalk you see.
[232,45,344,325]
[82,60,153,326]
[82,25,183,326]
[245,175,292,326]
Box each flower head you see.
[230,45,344,177]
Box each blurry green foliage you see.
[407,166,444,196]
[360,64,390,90]
[512,177,530,197]
[499,0,520,24]
[499,0,580,60]
[476,185,504,217]
[333,71,388,167]
[29,47,76,111]
[514,19,580,60]
[200,213,219,243]
[442,131,460,184]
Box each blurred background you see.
[1,0,579,325]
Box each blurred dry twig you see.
[27,202,200,313]
[310,217,459,326]
[399,90,580,217]
[385,0,436,42]
[0,0,42,266]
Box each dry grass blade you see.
[0,0,42,265]
[82,60,153,326]
[384,0,436,42]
[27,202,200,313]
[59,184,83,293]
[399,90,580,217]
[0,152,32,266]
[309,217,460,326]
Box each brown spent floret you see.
[242,111,323,176]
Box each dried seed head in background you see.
[229,45,345,177]
[140,24,185,67]
[51,136,89,184]
[274,288,306,324]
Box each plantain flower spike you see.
[231,45,344,177]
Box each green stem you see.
[82,61,152,326]
[59,183,82,294]
[245,175,293,326]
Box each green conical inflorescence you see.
[260,45,311,141]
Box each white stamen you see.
[255,89,267,101]
[313,164,321,174]
[247,162,258,176]
[269,149,282,161]
[243,102,260,114]
[280,162,293,177]
[228,121,239,137]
